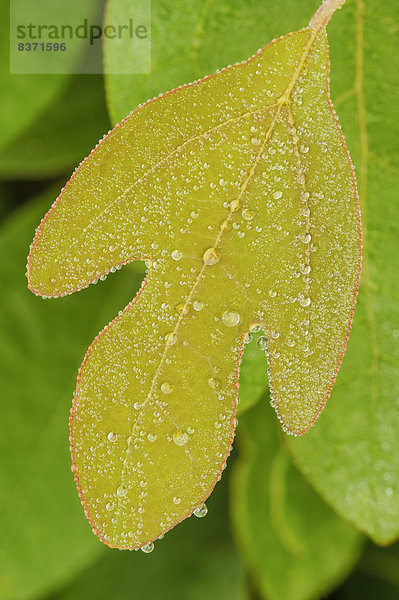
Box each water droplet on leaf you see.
[171,250,182,261]
[173,431,188,446]
[141,542,154,554]
[203,247,221,265]
[222,311,240,327]
[257,336,268,351]
[194,503,208,518]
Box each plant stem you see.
[309,0,347,28]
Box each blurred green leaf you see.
[0,75,110,180]
[104,0,320,124]
[287,0,399,545]
[0,2,67,152]
[0,0,102,152]
[0,186,145,600]
[231,397,363,600]
[53,476,247,600]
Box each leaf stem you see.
[309,0,347,29]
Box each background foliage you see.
[0,0,398,599]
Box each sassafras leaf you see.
[28,0,361,549]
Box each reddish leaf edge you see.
[26,28,307,298]
[270,31,362,437]
[26,24,362,549]
[27,30,304,551]
[69,260,246,550]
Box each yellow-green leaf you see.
[27,0,361,549]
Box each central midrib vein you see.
[111,27,320,542]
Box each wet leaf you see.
[28,0,361,549]
[287,0,399,545]
[231,396,363,600]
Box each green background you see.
[0,0,398,598]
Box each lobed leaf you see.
[28,2,361,548]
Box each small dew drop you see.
[222,311,240,327]
[194,503,208,518]
[161,382,173,394]
[250,323,261,333]
[147,433,157,442]
[244,332,253,344]
[106,502,114,511]
[117,485,127,498]
[165,332,177,346]
[257,336,268,351]
[175,302,189,315]
[273,190,283,199]
[300,233,311,244]
[230,199,241,212]
[203,247,221,265]
[193,301,204,311]
[107,431,117,442]
[242,208,255,221]
[173,431,188,446]
[141,542,154,554]
[299,296,311,307]
[173,496,181,505]
[171,250,182,261]
[250,136,261,146]
[208,377,218,389]
[300,264,311,275]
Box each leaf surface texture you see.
[28,21,361,548]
